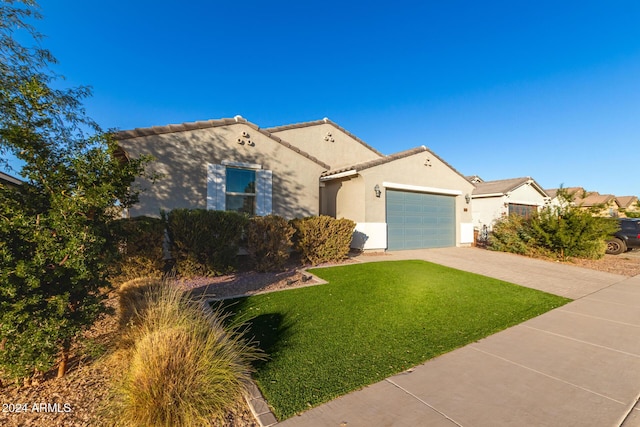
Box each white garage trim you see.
[351,222,387,251]
[382,182,463,196]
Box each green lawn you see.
[222,260,570,420]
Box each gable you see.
[115,119,327,218]
[267,119,383,169]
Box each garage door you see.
[386,190,455,250]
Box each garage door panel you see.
[386,190,455,250]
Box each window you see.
[207,163,272,216]
[225,167,256,215]
[508,203,536,218]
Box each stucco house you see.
[545,187,584,209]
[470,176,549,229]
[575,192,620,217]
[115,116,475,251]
[616,196,639,217]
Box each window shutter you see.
[256,169,273,216]
[207,164,226,210]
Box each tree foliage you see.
[0,1,150,380]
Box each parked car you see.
[606,218,640,255]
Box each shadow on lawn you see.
[216,297,291,369]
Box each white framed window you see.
[207,163,272,216]
[226,167,256,215]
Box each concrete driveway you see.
[275,247,640,427]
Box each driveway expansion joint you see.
[384,378,464,427]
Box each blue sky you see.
[6,1,640,197]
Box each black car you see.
[606,218,640,255]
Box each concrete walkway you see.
[276,247,640,427]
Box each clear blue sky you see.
[7,1,640,197]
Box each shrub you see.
[488,214,540,257]
[489,198,618,260]
[291,216,356,265]
[247,215,295,272]
[166,209,248,277]
[530,208,616,259]
[109,279,262,426]
[110,216,166,284]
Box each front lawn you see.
[222,260,570,420]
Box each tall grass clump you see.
[109,279,262,426]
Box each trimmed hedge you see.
[166,209,248,277]
[110,216,166,283]
[247,215,295,272]
[291,216,356,265]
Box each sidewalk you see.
[275,248,640,427]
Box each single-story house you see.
[469,176,549,229]
[545,187,585,209]
[0,171,22,189]
[575,192,620,217]
[115,116,475,251]
[616,196,639,217]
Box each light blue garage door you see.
[386,190,455,250]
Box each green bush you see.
[530,208,616,259]
[488,214,540,257]
[108,279,262,426]
[247,215,295,272]
[110,216,166,284]
[291,216,356,265]
[489,200,618,260]
[166,209,247,277]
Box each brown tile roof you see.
[544,187,584,200]
[473,177,548,197]
[265,118,385,158]
[616,196,638,209]
[320,146,470,182]
[112,116,331,169]
[576,192,618,207]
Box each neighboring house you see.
[0,171,22,189]
[544,187,584,209]
[616,196,640,217]
[115,116,475,251]
[575,192,620,217]
[470,177,549,229]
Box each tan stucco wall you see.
[119,123,326,219]
[334,176,365,222]
[358,152,474,225]
[270,123,382,169]
[580,201,620,218]
[472,196,508,228]
[508,184,547,206]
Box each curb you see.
[245,381,278,427]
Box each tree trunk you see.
[57,350,68,378]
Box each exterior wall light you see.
[374,184,381,198]
[465,194,471,204]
